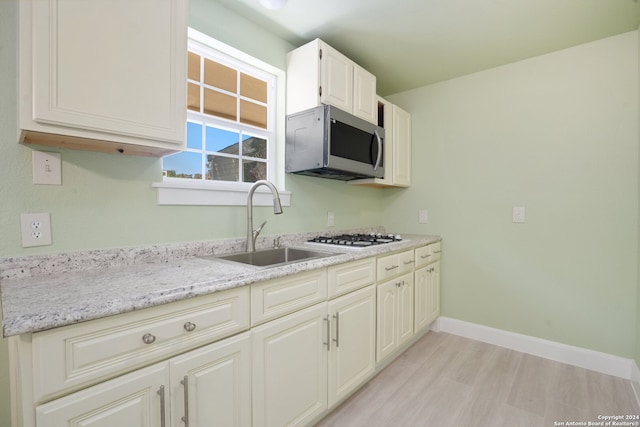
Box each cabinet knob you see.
[142,333,157,344]
[183,322,197,332]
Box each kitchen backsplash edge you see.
[0,227,386,281]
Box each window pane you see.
[206,127,239,153]
[207,155,238,181]
[240,73,267,103]
[240,100,267,128]
[163,151,203,179]
[187,82,200,112]
[243,160,267,183]
[204,58,236,92]
[186,122,202,149]
[188,52,200,81]
[204,88,236,121]
[242,135,266,159]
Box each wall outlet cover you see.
[512,206,526,223]
[419,209,429,224]
[20,213,52,247]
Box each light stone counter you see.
[0,230,440,337]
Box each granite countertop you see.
[0,231,440,337]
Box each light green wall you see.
[385,31,639,358]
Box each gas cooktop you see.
[306,233,404,249]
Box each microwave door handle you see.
[373,129,382,170]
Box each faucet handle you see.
[273,236,281,248]
[254,221,267,236]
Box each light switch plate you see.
[512,206,526,223]
[327,211,335,227]
[32,151,62,185]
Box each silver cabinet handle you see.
[434,250,442,253]
[332,312,340,348]
[183,322,196,332]
[420,254,431,259]
[142,333,156,344]
[157,385,166,427]
[404,260,415,265]
[324,315,331,351]
[385,265,399,271]
[181,375,190,427]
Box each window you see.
[164,37,274,183]
[154,29,289,206]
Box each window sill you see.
[152,181,291,206]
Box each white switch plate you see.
[20,213,52,247]
[32,151,62,185]
[512,206,526,223]
[419,209,429,224]
[327,211,335,227]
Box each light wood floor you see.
[315,331,640,427]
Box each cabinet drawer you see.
[251,269,328,326]
[431,242,442,262]
[415,242,442,268]
[328,258,376,299]
[377,250,414,282]
[31,286,250,403]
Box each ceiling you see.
[214,0,640,96]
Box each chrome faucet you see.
[246,180,283,252]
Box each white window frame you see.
[153,28,289,206]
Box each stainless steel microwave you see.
[285,105,384,181]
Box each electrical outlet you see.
[20,213,52,247]
[32,151,62,185]
[512,206,526,223]
[419,209,429,224]
[327,211,335,227]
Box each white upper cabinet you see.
[18,0,188,156]
[391,103,412,187]
[287,39,377,124]
[350,97,412,188]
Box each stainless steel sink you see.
[206,247,336,268]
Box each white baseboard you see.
[436,317,635,380]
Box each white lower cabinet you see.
[35,332,251,427]
[414,261,441,333]
[252,303,328,427]
[328,285,376,407]
[252,285,377,427]
[377,272,414,363]
[35,362,169,427]
[13,243,441,427]
[170,332,252,427]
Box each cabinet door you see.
[376,279,398,362]
[170,332,251,427]
[414,262,441,333]
[352,64,377,124]
[427,262,441,324]
[392,105,412,186]
[35,363,169,427]
[328,285,376,407]
[414,265,430,332]
[397,273,415,347]
[319,42,353,113]
[22,0,187,150]
[252,303,328,427]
